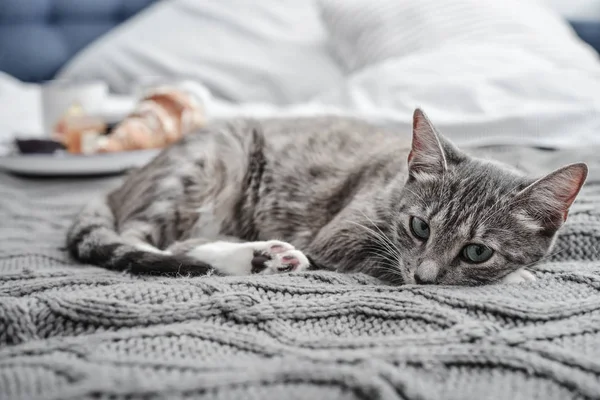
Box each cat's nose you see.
[414,271,435,285]
[414,260,438,284]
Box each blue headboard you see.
[0,0,158,83]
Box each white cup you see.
[41,80,108,135]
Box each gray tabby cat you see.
[67,109,587,285]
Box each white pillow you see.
[57,0,343,105]
[310,0,600,149]
[311,42,600,148]
[318,0,597,72]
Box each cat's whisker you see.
[345,226,403,274]
[383,268,406,285]
[371,261,401,276]
[519,248,567,271]
[360,242,403,272]
[351,212,410,284]
[362,243,396,256]
[364,255,403,280]
[368,261,405,285]
[363,249,403,277]
[349,226,398,261]
[358,210,402,258]
[362,246,399,269]
[346,219,401,261]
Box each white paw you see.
[500,269,536,284]
[251,240,310,275]
[186,240,309,276]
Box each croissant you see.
[96,87,205,153]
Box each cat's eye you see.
[410,217,430,240]
[462,244,494,263]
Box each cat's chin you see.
[398,268,537,286]
[499,269,536,284]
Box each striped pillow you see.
[318,0,583,72]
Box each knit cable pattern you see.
[2,158,600,400]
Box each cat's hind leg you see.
[168,239,310,276]
[121,223,172,255]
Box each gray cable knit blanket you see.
[1,146,600,400]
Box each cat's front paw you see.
[500,268,536,284]
[185,239,309,276]
[251,240,310,275]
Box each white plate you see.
[0,149,160,176]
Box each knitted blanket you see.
[2,146,600,400]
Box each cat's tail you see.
[66,197,213,276]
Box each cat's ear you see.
[408,109,461,177]
[515,163,587,227]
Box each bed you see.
[2,1,600,399]
[2,146,600,399]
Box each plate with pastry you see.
[0,86,205,177]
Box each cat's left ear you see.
[515,163,588,226]
[408,109,463,178]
